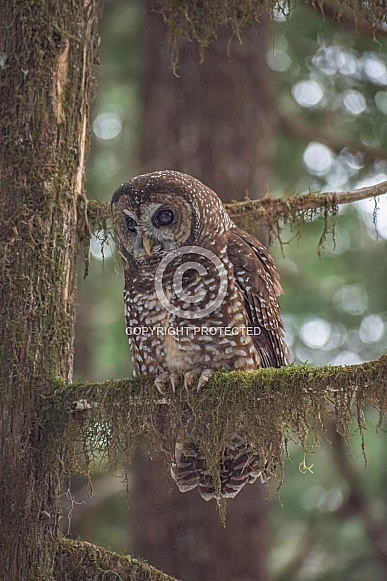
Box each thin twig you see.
[225,180,387,226]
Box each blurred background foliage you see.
[68,1,387,579]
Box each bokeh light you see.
[292,80,324,108]
[93,111,123,140]
[303,142,334,175]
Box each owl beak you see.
[142,236,155,256]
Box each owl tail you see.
[171,434,271,501]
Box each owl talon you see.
[154,378,166,396]
[196,368,214,393]
[169,373,179,394]
[183,369,201,393]
[183,368,214,393]
[154,374,179,395]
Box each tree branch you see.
[50,358,386,575]
[54,538,180,581]
[54,355,387,489]
[87,180,387,234]
[224,180,387,229]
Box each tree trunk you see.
[140,8,277,202]
[0,1,98,578]
[131,447,271,581]
[131,6,276,581]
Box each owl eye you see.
[125,215,137,232]
[153,208,175,227]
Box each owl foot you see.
[197,368,214,392]
[154,373,179,395]
[155,369,214,395]
[183,368,214,393]
[183,369,200,392]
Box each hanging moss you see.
[85,183,387,252]
[88,199,112,235]
[225,191,340,249]
[154,0,387,65]
[45,355,386,521]
[84,190,342,251]
[155,0,271,65]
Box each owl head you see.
[111,170,230,264]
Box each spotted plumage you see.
[111,170,291,499]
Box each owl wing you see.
[227,227,291,368]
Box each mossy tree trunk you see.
[0,0,98,578]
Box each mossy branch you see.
[225,180,387,231]
[54,355,386,489]
[87,180,387,235]
[54,538,180,581]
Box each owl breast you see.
[124,260,261,377]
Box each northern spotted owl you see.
[111,170,290,500]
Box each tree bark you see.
[131,448,271,581]
[130,6,276,580]
[140,7,277,202]
[0,0,98,578]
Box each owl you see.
[111,170,290,500]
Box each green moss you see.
[48,355,387,519]
[88,199,112,235]
[55,538,180,580]
[155,0,270,66]
[154,0,386,66]
[0,0,99,576]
